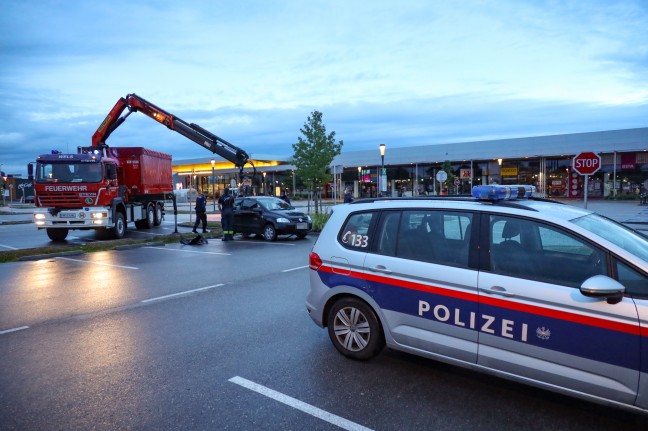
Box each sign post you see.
[436,170,447,195]
[572,152,601,209]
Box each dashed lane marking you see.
[141,284,224,303]
[55,257,139,269]
[144,246,231,255]
[229,376,373,431]
[0,326,29,335]
[282,265,309,272]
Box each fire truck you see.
[32,93,252,241]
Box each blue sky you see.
[1,0,647,175]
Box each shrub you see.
[311,212,330,232]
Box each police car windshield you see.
[259,198,294,211]
[571,213,648,263]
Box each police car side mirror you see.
[579,275,625,305]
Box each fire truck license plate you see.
[59,213,76,218]
[297,223,308,230]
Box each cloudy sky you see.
[1,0,647,175]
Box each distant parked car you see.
[232,196,312,241]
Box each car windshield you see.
[259,198,294,211]
[571,213,648,263]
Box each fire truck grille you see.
[38,193,82,207]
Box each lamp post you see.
[211,158,216,212]
[357,166,362,198]
[379,143,386,196]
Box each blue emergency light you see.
[472,184,536,201]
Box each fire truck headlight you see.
[92,220,105,225]
[34,213,46,220]
[91,212,108,219]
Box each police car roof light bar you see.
[472,185,536,201]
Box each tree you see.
[292,111,343,213]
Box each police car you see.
[306,185,648,414]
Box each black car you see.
[232,196,312,241]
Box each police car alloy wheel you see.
[327,297,385,361]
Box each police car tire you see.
[327,297,385,361]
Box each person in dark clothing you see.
[218,188,235,241]
[344,188,354,203]
[192,189,208,233]
[281,189,291,204]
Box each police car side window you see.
[490,215,608,287]
[615,261,648,297]
[375,211,401,256]
[394,210,472,267]
[340,212,375,250]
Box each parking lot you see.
[1,199,647,429]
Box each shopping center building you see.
[172,127,648,199]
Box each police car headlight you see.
[276,217,290,223]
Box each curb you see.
[18,250,84,261]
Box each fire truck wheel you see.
[145,205,155,229]
[153,203,163,226]
[46,228,69,242]
[113,212,126,239]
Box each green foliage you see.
[310,211,330,232]
[292,111,343,189]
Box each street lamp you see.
[211,158,216,211]
[379,143,386,195]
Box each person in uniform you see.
[218,188,235,241]
[192,189,208,233]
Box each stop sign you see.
[573,152,601,175]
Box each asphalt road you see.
[0,234,645,430]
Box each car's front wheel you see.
[262,224,277,241]
[327,297,385,360]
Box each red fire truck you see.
[32,94,252,241]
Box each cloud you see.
[1,0,647,176]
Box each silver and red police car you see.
[306,185,648,414]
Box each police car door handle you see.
[480,286,515,297]
[370,265,392,274]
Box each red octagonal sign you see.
[573,152,601,175]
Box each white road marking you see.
[0,243,18,250]
[0,326,29,335]
[232,241,296,246]
[228,376,373,431]
[282,265,308,272]
[144,246,231,255]
[141,284,224,303]
[55,257,139,269]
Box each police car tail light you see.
[472,185,536,201]
[309,252,322,270]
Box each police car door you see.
[477,215,640,404]
[363,209,479,364]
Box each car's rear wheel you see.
[327,297,385,360]
[153,203,163,226]
[262,224,277,241]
